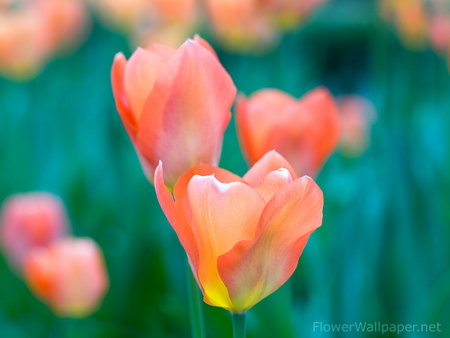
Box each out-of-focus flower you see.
[89,0,147,31]
[380,0,429,49]
[204,0,277,52]
[430,14,450,55]
[23,238,109,317]
[111,36,236,188]
[235,87,341,177]
[338,95,376,157]
[0,192,70,270]
[155,151,323,313]
[91,0,197,48]
[262,0,329,30]
[0,0,88,80]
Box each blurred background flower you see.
[0,0,449,337]
[338,94,376,157]
[0,0,89,80]
[24,237,108,318]
[236,87,340,177]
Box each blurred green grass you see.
[1,0,450,337]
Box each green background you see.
[1,0,449,337]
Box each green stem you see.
[232,313,246,338]
[186,263,205,338]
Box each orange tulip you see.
[236,87,341,177]
[0,192,70,270]
[111,36,236,188]
[338,95,376,157]
[155,151,323,313]
[23,238,109,317]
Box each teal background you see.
[0,0,449,337]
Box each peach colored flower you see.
[23,238,109,317]
[236,87,341,177]
[111,36,236,188]
[155,151,323,313]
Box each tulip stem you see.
[186,263,205,338]
[232,313,246,338]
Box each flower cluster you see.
[111,36,373,314]
[0,192,108,317]
[381,0,450,67]
[92,0,329,52]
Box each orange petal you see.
[243,151,297,188]
[187,174,265,310]
[111,52,136,138]
[23,247,55,302]
[154,162,199,272]
[255,167,293,202]
[193,34,218,59]
[218,176,323,312]
[137,39,236,188]
[296,87,341,174]
[124,47,171,121]
[174,164,243,220]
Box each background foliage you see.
[1,0,449,337]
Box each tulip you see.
[23,238,109,317]
[235,87,341,177]
[111,36,236,188]
[338,95,376,157]
[0,192,70,270]
[155,151,323,313]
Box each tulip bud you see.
[0,192,70,270]
[111,36,236,188]
[23,238,109,317]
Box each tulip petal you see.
[137,39,236,188]
[243,150,297,188]
[23,247,55,302]
[173,164,243,223]
[154,162,199,272]
[255,168,293,202]
[111,53,136,137]
[187,174,265,310]
[296,87,341,174]
[193,35,218,59]
[124,47,171,121]
[217,176,323,312]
